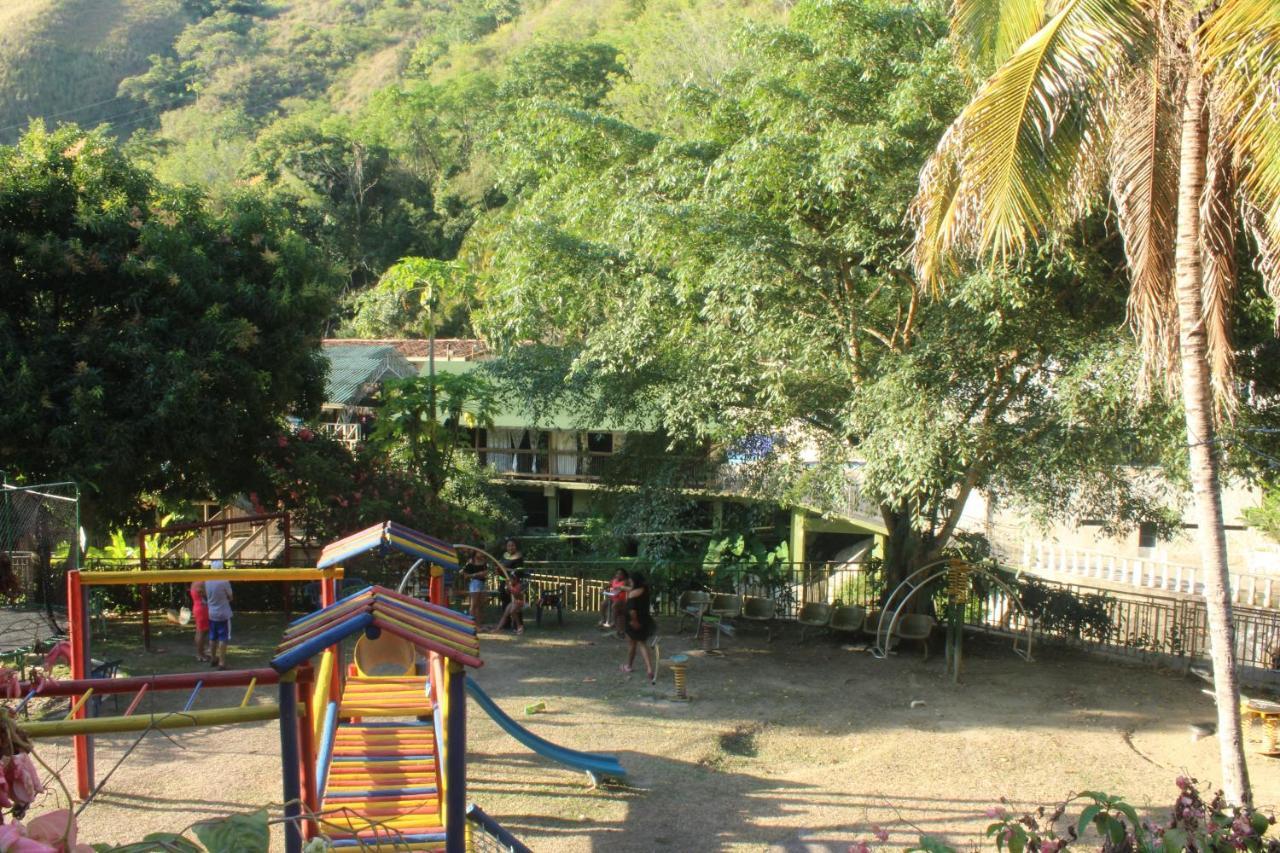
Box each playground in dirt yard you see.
[16,607,1280,851]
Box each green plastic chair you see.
[740,596,777,642]
[798,602,833,642]
[897,614,936,661]
[829,605,866,638]
[677,590,712,634]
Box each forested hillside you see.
[0,0,783,332]
[0,0,188,141]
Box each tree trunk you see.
[1173,68,1252,806]
[879,507,939,616]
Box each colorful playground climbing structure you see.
[17,520,624,852]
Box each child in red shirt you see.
[190,580,210,662]
[599,569,630,633]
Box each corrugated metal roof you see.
[323,344,417,406]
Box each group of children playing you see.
[462,539,528,634]
[460,544,660,684]
[185,541,659,683]
[188,560,234,669]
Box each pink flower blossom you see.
[5,756,42,807]
[872,826,889,842]
[277,436,288,448]
[0,765,15,809]
[24,810,87,852]
[0,822,56,853]
[986,807,1007,819]
[847,843,872,853]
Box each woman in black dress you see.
[620,571,656,684]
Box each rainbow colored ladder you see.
[319,675,445,851]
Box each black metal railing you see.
[514,560,1280,673]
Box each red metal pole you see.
[67,570,90,799]
[297,674,318,840]
[19,667,284,696]
[429,567,444,607]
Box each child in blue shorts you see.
[204,564,234,670]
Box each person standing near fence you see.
[204,561,233,670]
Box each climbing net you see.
[0,481,78,636]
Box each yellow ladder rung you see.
[66,689,93,719]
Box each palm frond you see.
[1200,88,1239,416]
[1108,58,1181,395]
[909,123,974,291]
[953,0,1050,70]
[1201,0,1280,284]
[912,0,1148,284]
[1243,200,1280,333]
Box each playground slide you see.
[464,676,626,779]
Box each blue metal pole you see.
[182,681,203,712]
[445,661,466,853]
[315,700,339,800]
[278,674,302,853]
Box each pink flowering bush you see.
[849,779,1279,852]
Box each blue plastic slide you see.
[464,676,627,779]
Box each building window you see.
[1138,521,1158,549]
[587,432,614,454]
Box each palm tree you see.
[911,0,1279,805]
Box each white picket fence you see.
[1020,541,1280,610]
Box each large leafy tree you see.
[0,124,335,525]
[472,0,1180,595]
[910,0,1280,805]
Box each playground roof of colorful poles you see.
[272,585,481,672]
[316,521,458,571]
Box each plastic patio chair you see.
[677,590,712,634]
[90,658,123,715]
[897,614,936,661]
[740,596,777,642]
[797,602,833,642]
[709,593,742,620]
[829,605,866,639]
[535,586,566,627]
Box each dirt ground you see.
[23,609,1280,851]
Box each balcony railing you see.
[319,422,360,450]
[468,447,613,480]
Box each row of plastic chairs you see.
[675,591,778,642]
[798,602,936,659]
[669,591,939,656]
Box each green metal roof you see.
[323,344,417,407]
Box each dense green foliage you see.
[1,0,786,332]
[470,0,1185,581]
[0,125,335,524]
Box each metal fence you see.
[519,560,1280,675]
